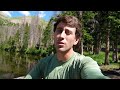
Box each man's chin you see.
[57,48,66,52]
[56,48,71,53]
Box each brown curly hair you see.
[53,15,82,39]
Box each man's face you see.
[54,22,79,53]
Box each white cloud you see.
[19,11,30,16]
[56,11,61,15]
[38,11,46,18]
[1,11,12,17]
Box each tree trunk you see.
[91,45,94,54]
[105,30,110,65]
[112,42,116,62]
[77,11,83,55]
[93,28,101,54]
[97,32,101,54]
[114,31,118,63]
[80,41,83,55]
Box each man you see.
[24,15,109,79]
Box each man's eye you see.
[65,30,71,35]
[56,29,62,33]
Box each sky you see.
[1,11,57,21]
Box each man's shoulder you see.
[80,55,98,66]
[74,52,85,61]
[74,52,95,63]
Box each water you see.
[0,50,41,79]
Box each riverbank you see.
[100,63,120,79]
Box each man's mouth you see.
[57,42,64,44]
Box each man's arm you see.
[80,56,110,79]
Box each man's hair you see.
[53,15,82,39]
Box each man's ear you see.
[74,38,79,45]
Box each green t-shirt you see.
[24,52,109,79]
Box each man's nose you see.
[60,31,65,38]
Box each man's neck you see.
[56,49,74,62]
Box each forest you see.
[0,11,120,79]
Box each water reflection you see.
[0,50,40,79]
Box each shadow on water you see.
[0,50,41,79]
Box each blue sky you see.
[1,11,57,21]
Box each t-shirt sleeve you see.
[24,61,43,79]
[80,56,110,79]
[24,58,46,79]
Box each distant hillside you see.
[0,12,8,19]
[10,17,31,24]
[9,16,48,24]
[0,12,48,28]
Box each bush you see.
[25,47,40,55]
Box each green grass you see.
[84,51,105,65]
[84,51,116,65]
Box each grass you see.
[83,51,120,71]
[84,51,106,65]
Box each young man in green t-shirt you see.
[24,15,109,79]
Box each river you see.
[0,50,41,79]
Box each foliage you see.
[25,47,40,55]
[82,28,93,45]
[25,45,55,57]
[22,23,30,51]
[0,36,16,52]
[42,17,54,47]
[0,17,15,26]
